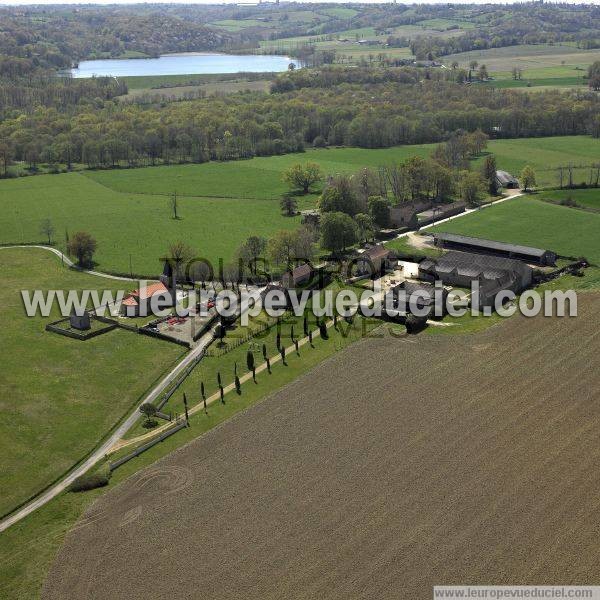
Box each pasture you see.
[471,136,600,188]
[120,72,274,91]
[210,19,265,31]
[120,78,271,101]
[444,43,600,72]
[0,248,183,517]
[416,17,476,29]
[43,294,600,598]
[538,188,600,211]
[319,7,358,18]
[0,174,308,274]
[429,196,600,263]
[1,136,599,272]
[84,135,600,195]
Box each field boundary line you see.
[80,171,279,201]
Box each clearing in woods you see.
[42,293,600,599]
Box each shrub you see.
[405,314,428,334]
[313,135,327,148]
[69,471,110,492]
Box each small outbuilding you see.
[357,245,394,277]
[282,263,314,290]
[495,170,519,189]
[389,201,431,229]
[70,309,91,331]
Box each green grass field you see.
[429,196,600,263]
[444,44,600,72]
[120,78,271,101]
[259,27,414,63]
[0,248,184,517]
[84,144,433,198]
[210,19,265,31]
[120,72,276,91]
[486,76,586,89]
[415,17,476,30]
[471,136,600,188]
[538,188,600,210]
[319,7,357,18]
[1,137,599,272]
[0,173,310,274]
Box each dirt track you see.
[44,294,600,600]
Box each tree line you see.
[2,70,599,176]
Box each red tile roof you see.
[125,282,169,304]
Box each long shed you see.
[432,233,556,266]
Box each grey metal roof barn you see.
[431,232,556,266]
[420,250,534,308]
[495,170,519,188]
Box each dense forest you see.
[1,66,598,172]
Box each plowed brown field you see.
[44,294,600,600]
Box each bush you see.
[405,314,428,334]
[69,471,111,492]
[313,135,327,148]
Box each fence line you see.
[109,420,188,472]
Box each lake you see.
[68,53,300,78]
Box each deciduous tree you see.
[283,163,322,194]
[39,218,55,245]
[320,212,358,254]
[67,231,97,267]
[521,165,537,192]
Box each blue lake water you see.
[68,53,300,78]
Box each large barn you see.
[431,232,556,266]
[419,251,533,308]
[384,280,447,318]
